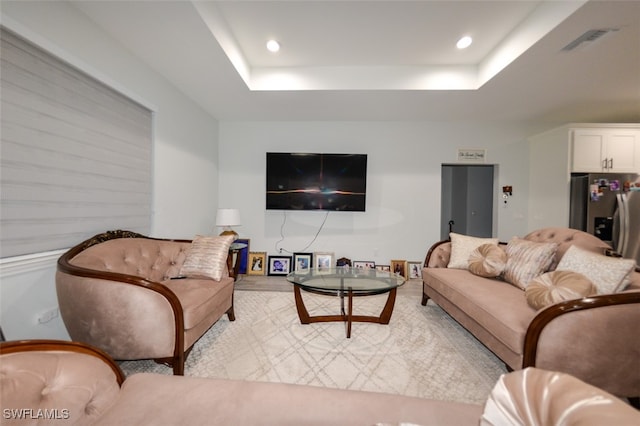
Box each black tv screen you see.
[266,153,367,211]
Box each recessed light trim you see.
[266,39,280,53]
[456,36,473,49]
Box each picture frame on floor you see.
[247,252,267,275]
[408,261,422,279]
[293,252,313,272]
[391,259,407,278]
[268,255,292,276]
[314,251,334,274]
[376,265,390,272]
[234,238,250,274]
[353,260,375,270]
[336,257,351,267]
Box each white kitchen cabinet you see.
[571,128,639,173]
[528,123,639,231]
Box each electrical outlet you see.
[279,248,283,253]
[37,307,59,324]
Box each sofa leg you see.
[154,355,185,376]
[173,359,184,376]
[173,346,191,376]
[421,293,430,306]
[227,305,236,321]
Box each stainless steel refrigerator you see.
[569,173,639,263]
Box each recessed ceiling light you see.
[266,40,280,53]
[456,36,473,49]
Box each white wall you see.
[0,2,535,341]
[218,121,531,265]
[1,2,219,340]
[528,125,572,230]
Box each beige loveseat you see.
[56,230,235,375]
[2,340,639,425]
[422,227,640,402]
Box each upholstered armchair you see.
[56,230,236,375]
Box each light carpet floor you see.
[119,290,507,405]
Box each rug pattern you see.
[119,290,507,404]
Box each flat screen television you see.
[266,152,367,211]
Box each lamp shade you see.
[216,209,241,227]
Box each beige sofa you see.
[422,227,640,401]
[2,340,638,425]
[56,230,236,375]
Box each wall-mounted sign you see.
[457,149,486,162]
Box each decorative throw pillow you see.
[468,244,507,278]
[555,245,636,294]
[480,368,640,426]
[447,233,499,270]
[524,271,597,310]
[179,235,234,281]
[503,238,558,290]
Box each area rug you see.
[119,290,507,405]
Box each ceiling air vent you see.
[561,28,618,52]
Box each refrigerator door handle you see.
[616,193,628,255]
[622,193,630,255]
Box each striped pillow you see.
[179,235,234,281]
[503,237,558,290]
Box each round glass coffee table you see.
[286,267,405,338]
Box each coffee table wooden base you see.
[293,285,398,338]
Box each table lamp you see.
[216,208,241,238]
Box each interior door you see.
[441,165,495,239]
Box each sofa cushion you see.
[423,268,536,355]
[95,373,483,426]
[468,244,507,278]
[481,368,640,426]
[179,235,234,281]
[70,238,190,282]
[503,238,558,290]
[163,277,234,330]
[555,245,636,294]
[448,233,499,270]
[524,271,596,310]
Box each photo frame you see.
[376,265,390,272]
[268,255,292,276]
[293,252,313,272]
[314,251,335,273]
[336,257,352,267]
[408,261,422,280]
[234,238,250,274]
[247,252,267,276]
[390,259,407,278]
[353,260,375,270]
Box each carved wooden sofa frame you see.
[421,227,640,402]
[56,230,236,375]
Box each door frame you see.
[440,164,499,239]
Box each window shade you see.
[0,27,152,258]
